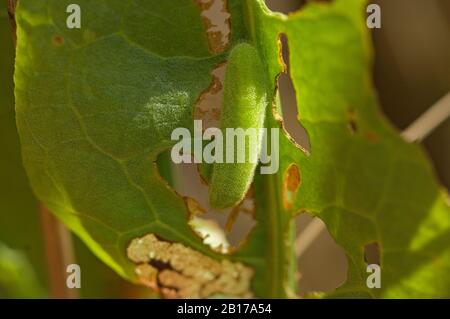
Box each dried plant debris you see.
[282,164,301,210]
[127,234,254,298]
[277,34,288,73]
[184,196,207,217]
[195,0,231,54]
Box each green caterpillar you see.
[209,43,270,209]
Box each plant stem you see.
[255,118,297,298]
[39,205,78,299]
[6,0,16,46]
[401,92,450,142]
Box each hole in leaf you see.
[184,196,207,217]
[283,163,301,210]
[171,161,256,252]
[296,214,348,296]
[265,0,306,14]
[196,0,231,54]
[364,242,381,266]
[276,34,311,152]
[189,214,230,253]
[194,63,226,130]
[225,190,256,233]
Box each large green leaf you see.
[14,0,450,299]
[2,1,149,298]
[14,0,259,297]
[234,0,450,297]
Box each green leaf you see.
[15,0,259,298]
[237,0,450,297]
[15,0,450,299]
[2,2,148,299]
[0,242,46,298]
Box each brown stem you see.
[6,0,17,46]
[39,205,79,299]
